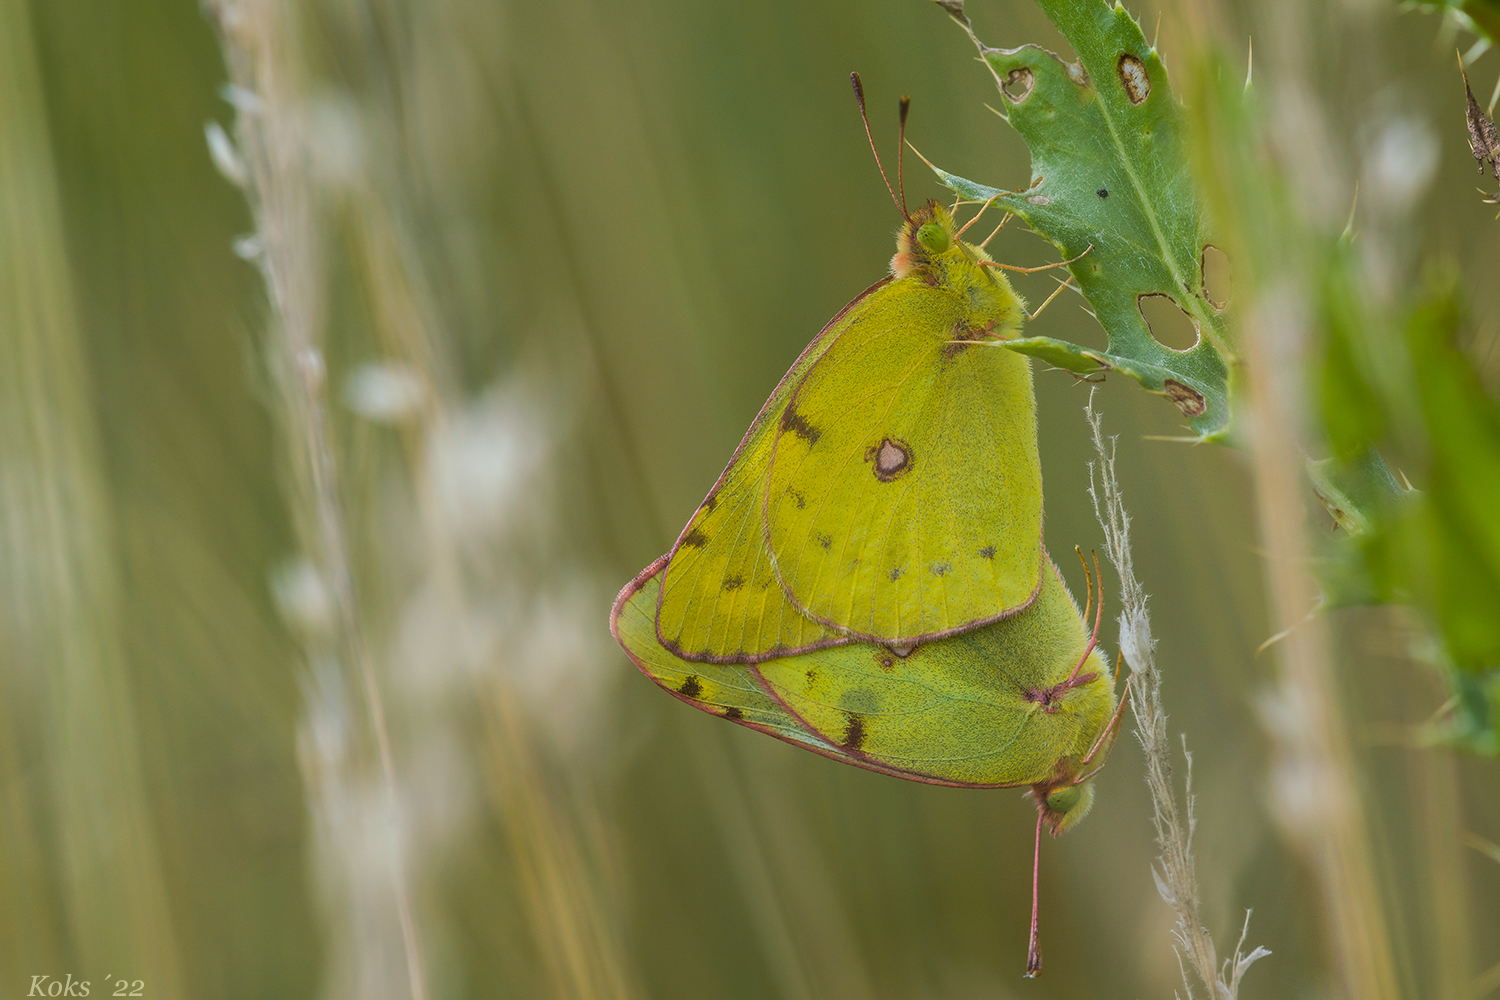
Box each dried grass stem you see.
[1086,394,1267,1000]
[202,2,427,997]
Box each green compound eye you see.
[915,221,950,254]
[1044,781,1096,833]
[1045,785,1082,813]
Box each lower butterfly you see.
[613,546,1124,975]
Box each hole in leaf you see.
[1117,54,1149,104]
[1002,68,1034,104]
[1138,293,1199,352]
[1201,245,1230,310]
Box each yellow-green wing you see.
[763,276,1043,644]
[753,557,1112,787]
[654,283,892,663]
[613,556,837,754]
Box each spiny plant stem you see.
[1086,394,1268,1000]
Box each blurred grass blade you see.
[1181,34,1404,1000]
[0,0,184,991]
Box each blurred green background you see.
[2,0,1498,997]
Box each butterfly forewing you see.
[654,283,890,662]
[764,280,1044,643]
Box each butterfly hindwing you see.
[617,560,838,752]
[753,557,1112,787]
[619,553,1113,788]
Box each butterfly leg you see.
[1025,277,1076,322]
[1025,811,1044,978]
[954,193,1001,240]
[977,212,1013,249]
[980,243,1093,275]
[1076,670,1134,781]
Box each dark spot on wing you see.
[889,566,903,581]
[865,437,912,482]
[842,714,867,751]
[701,492,718,513]
[979,545,996,560]
[723,707,743,721]
[722,575,745,592]
[876,653,894,670]
[1097,188,1108,198]
[930,561,950,577]
[815,533,832,550]
[681,529,709,549]
[679,676,703,699]
[805,668,818,686]
[780,407,821,444]
[788,489,806,509]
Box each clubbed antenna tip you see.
[850,71,909,221]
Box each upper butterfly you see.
[654,78,1058,663]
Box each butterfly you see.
[611,73,1121,975]
[614,546,1124,975]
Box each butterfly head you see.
[891,200,967,280]
[890,201,1024,338]
[1030,776,1097,836]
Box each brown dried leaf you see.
[1458,53,1500,175]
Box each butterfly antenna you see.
[1074,545,1093,627]
[1086,550,1105,661]
[1025,813,1044,977]
[1061,551,1105,690]
[897,94,911,216]
[1078,674,1132,777]
[851,72,908,220]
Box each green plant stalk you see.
[1175,20,1403,997]
[1408,0,1500,48]
[1242,293,1401,1000]
[0,0,184,991]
